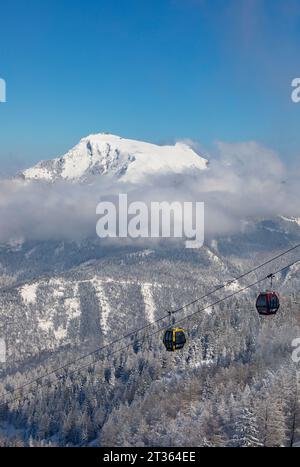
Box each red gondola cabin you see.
[256,291,280,316]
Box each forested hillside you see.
[0,300,300,446]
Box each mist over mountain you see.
[0,133,299,246]
[1,133,300,447]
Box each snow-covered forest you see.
[2,0,300,450]
[0,281,300,447]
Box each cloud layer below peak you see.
[0,140,299,245]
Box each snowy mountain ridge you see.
[22,133,208,184]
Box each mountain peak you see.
[22,133,208,183]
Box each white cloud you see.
[0,140,298,244]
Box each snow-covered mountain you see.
[0,243,254,363]
[22,133,208,183]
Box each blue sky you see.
[0,0,300,171]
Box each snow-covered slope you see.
[0,244,240,363]
[22,133,208,183]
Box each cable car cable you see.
[3,256,300,405]
[167,243,300,315]
[2,241,300,377]
[2,256,300,402]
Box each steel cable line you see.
[59,257,300,381]
[1,241,300,384]
[168,242,300,314]
[3,257,300,405]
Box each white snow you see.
[224,280,241,292]
[22,133,208,183]
[281,216,300,227]
[8,237,24,251]
[206,248,222,265]
[37,318,67,340]
[20,283,38,305]
[91,277,112,334]
[53,287,65,298]
[282,262,300,283]
[34,280,80,336]
[64,292,81,320]
[25,246,38,259]
[25,166,53,180]
[140,283,156,323]
[48,278,67,298]
[64,283,81,320]
[38,319,53,332]
[53,326,67,340]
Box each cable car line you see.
[168,258,299,329]
[1,241,300,373]
[3,256,300,405]
[167,243,300,315]
[0,244,293,385]
[2,255,300,400]
[1,241,300,331]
